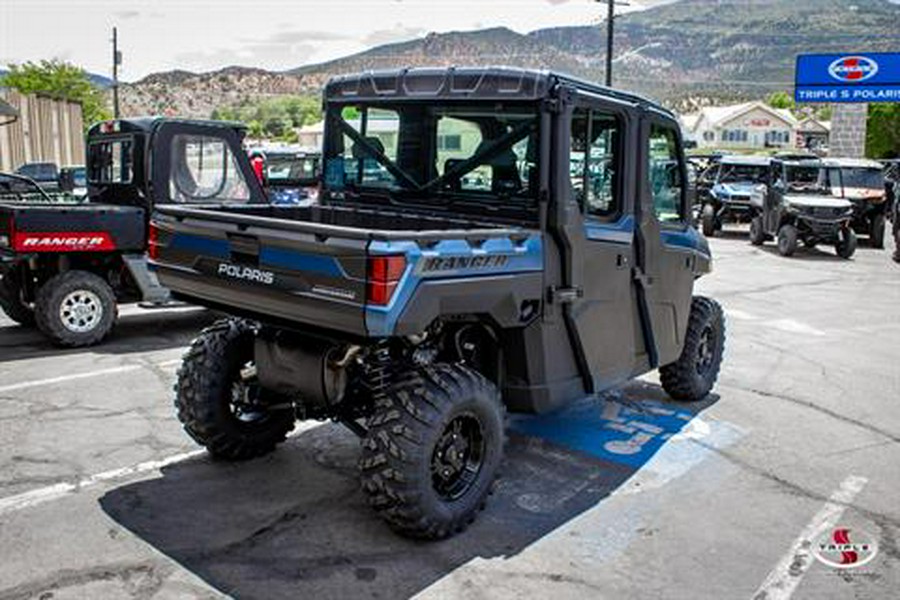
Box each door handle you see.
[616,253,630,269]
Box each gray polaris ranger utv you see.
[150,68,726,539]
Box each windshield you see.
[323,102,540,219]
[718,164,767,184]
[783,165,825,193]
[72,167,87,187]
[265,155,319,182]
[15,163,58,182]
[839,167,883,190]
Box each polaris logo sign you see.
[217,263,275,285]
[796,52,900,103]
[828,56,879,82]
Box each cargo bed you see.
[150,203,530,337]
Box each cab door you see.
[636,116,701,368]
[564,102,638,390]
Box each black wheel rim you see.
[696,325,715,376]
[431,414,485,501]
[229,362,269,425]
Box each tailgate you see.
[150,207,371,336]
[0,203,145,252]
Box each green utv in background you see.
[149,68,726,539]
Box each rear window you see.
[88,139,134,184]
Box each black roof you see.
[324,66,673,117]
[87,117,246,136]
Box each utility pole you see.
[112,27,121,118]
[598,0,629,87]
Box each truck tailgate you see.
[0,203,145,252]
[150,207,372,336]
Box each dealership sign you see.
[795,52,900,103]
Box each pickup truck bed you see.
[0,202,145,257]
[151,203,542,338]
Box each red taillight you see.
[366,255,406,306]
[147,223,160,260]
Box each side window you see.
[169,135,249,203]
[569,109,621,219]
[648,124,686,224]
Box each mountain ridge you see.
[118,0,900,118]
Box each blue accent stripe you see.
[260,247,344,277]
[584,215,635,244]
[169,234,229,258]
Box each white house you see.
[682,101,798,150]
[796,117,831,152]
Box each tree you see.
[0,60,112,127]
[766,91,795,110]
[866,104,900,159]
[209,94,322,142]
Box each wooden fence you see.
[0,89,85,173]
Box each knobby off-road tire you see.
[175,318,295,460]
[869,214,886,249]
[359,363,505,540]
[660,296,726,402]
[777,224,798,257]
[0,269,34,326]
[749,216,766,246]
[34,270,117,347]
[836,228,858,260]
[701,204,717,237]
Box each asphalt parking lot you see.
[0,231,898,600]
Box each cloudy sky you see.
[0,0,671,81]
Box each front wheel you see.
[836,227,858,259]
[869,214,886,249]
[34,270,117,346]
[175,318,295,460]
[777,224,798,257]
[701,205,717,237]
[359,363,505,539]
[749,216,766,246]
[660,297,725,402]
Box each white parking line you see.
[0,450,204,515]
[0,365,143,394]
[0,422,322,516]
[751,475,868,600]
[0,359,185,394]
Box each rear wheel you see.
[777,224,798,257]
[359,363,504,539]
[175,318,295,460]
[836,228,858,259]
[660,297,725,402]
[869,213,886,249]
[34,270,117,346]
[749,216,766,246]
[701,204,717,237]
[0,268,34,326]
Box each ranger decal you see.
[420,254,510,273]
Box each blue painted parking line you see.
[509,395,742,470]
